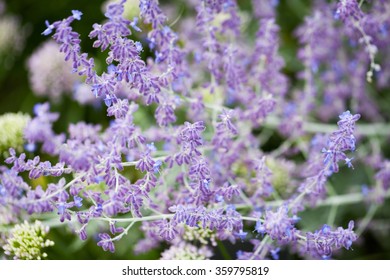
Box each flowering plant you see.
[0,0,389,260]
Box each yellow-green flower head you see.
[160,242,213,260]
[0,113,30,155]
[266,157,293,196]
[102,0,140,19]
[183,224,217,246]
[2,220,54,260]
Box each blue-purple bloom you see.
[71,10,83,21]
[306,221,357,259]
[97,233,115,253]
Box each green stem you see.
[121,155,168,167]
[35,173,85,203]
[184,96,390,137]
[241,216,263,222]
[110,221,136,242]
[265,116,390,136]
[97,214,174,223]
[235,189,390,209]
[356,204,379,237]
[250,235,270,260]
[327,204,339,227]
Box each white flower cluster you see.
[2,220,54,260]
[27,40,80,102]
[160,242,213,260]
[183,225,217,246]
[0,1,27,68]
[0,19,24,68]
[0,17,23,53]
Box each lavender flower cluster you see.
[1,0,390,260]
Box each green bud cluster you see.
[266,158,291,196]
[2,220,54,260]
[183,224,217,246]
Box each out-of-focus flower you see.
[2,220,54,260]
[160,242,213,260]
[0,113,30,155]
[0,4,28,68]
[336,0,363,21]
[73,83,99,105]
[102,0,140,20]
[27,40,80,102]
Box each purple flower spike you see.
[153,160,162,173]
[336,0,363,21]
[131,17,142,32]
[158,220,178,241]
[254,220,266,235]
[306,221,357,259]
[270,248,281,260]
[79,228,88,241]
[235,230,248,240]
[42,20,55,36]
[73,196,83,208]
[263,206,298,244]
[71,10,83,21]
[97,233,115,253]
